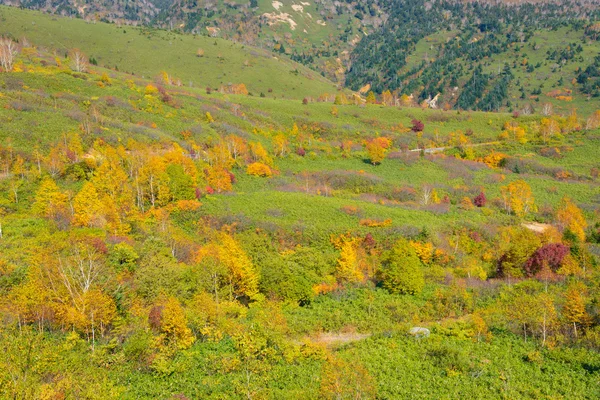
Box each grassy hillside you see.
[0,0,387,82]
[0,5,339,99]
[1,22,600,400]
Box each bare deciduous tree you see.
[0,37,19,72]
[69,48,88,73]
[541,102,553,116]
[420,186,432,206]
[521,104,534,116]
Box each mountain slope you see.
[346,0,600,112]
[0,5,339,98]
[0,0,388,83]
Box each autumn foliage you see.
[364,137,392,165]
[246,162,273,177]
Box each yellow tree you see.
[400,94,413,106]
[163,143,199,180]
[67,132,85,162]
[495,226,541,280]
[290,123,299,137]
[159,297,195,350]
[249,142,273,166]
[11,155,25,179]
[364,137,391,165]
[217,232,260,300]
[335,239,363,284]
[563,110,581,133]
[6,269,53,331]
[139,155,171,207]
[33,237,115,337]
[585,110,600,130]
[45,144,68,177]
[536,293,558,346]
[365,91,377,104]
[556,197,587,242]
[91,154,135,224]
[72,181,104,227]
[563,284,588,338]
[80,289,117,342]
[246,162,273,177]
[500,179,535,217]
[272,134,289,157]
[381,90,394,106]
[92,164,133,235]
[334,94,347,105]
[206,142,234,170]
[32,177,68,219]
[503,287,557,343]
[500,122,527,144]
[539,118,560,143]
[205,166,233,192]
[226,135,249,164]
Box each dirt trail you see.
[409,141,500,154]
[299,332,371,348]
[522,222,551,233]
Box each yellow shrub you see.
[246,162,273,177]
[410,241,434,265]
[359,218,392,227]
[145,84,159,96]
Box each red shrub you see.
[363,233,376,249]
[473,192,486,207]
[411,119,424,132]
[524,243,570,277]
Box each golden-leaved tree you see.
[563,284,589,338]
[205,166,233,192]
[501,179,535,217]
[90,149,135,234]
[159,296,195,350]
[556,197,587,242]
[32,177,68,219]
[364,137,391,165]
[26,237,117,337]
[335,239,364,284]
[249,142,273,166]
[217,232,260,300]
[72,181,105,227]
[195,232,260,301]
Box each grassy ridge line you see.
[0,5,339,99]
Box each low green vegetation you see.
[0,20,600,400]
[0,6,338,99]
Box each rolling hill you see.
[0,5,340,99]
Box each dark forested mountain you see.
[346,0,600,110]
